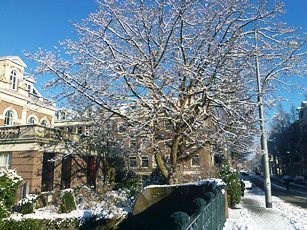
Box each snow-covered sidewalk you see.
[223,185,307,230]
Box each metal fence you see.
[171,187,226,230]
[125,183,226,230]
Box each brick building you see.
[0,56,103,196]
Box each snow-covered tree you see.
[26,0,305,183]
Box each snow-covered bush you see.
[219,161,241,208]
[0,168,22,219]
[15,194,37,215]
[59,190,76,213]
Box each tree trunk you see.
[155,151,169,181]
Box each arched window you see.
[28,117,36,125]
[61,112,66,120]
[9,70,17,90]
[4,111,14,126]
[41,120,48,127]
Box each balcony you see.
[28,93,55,107]
[0,125,80,143]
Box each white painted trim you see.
[0,56,27,68]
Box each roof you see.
[23,75,36,83]
[0,56,27,68]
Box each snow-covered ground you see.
[223,185,307,230]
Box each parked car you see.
[242,180,252,189]
[240,171,249,176]
[294,176,305,184]
[282,175,294,182]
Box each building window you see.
[4,110,14,126]
[129,156,137,168]
[9,70,17,90]
[61,112,66,120]
[141,156,149,168]
[117,123,126,133]
[130,139,137,148]
[41,120,48,127]
[56,111,66,120]
[84,126,90,136]
[192,154,200,167]
[76,127,82,134]
[28,117,36,124]
[67,126,73,133]
[165,119,173,130]
[0,153,12,168]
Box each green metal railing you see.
[127,183,226,230]
[170,187,226,230]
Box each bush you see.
[20,202,34,215]
[0,219,40,230]
[219,161,241,208]
[0,218,79,230]
[0,168,22,219]
[0,201,9,219]
[15,194,36,215]
[59,191,76,213]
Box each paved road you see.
[246,175,307,209]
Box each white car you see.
[243,180,252,189]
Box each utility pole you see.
[254,30,272,208]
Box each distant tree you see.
[271,104,290,133]
[289,104,297,123]
[27,0,305,183]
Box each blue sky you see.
[0,0,306,115]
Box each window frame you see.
[40,120,48,127]
[165,119,173,131]
[129,156,137,168]
[66,126,73,133]
[117,123,127,134]
[191,154,200,167]
[76,127,83,134]
[28,117,37,125]
[141,155,149,168]
[0,152,12,168]
[129,139,137,148]
[9,70,17,90]
[4,110,14,126]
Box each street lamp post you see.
[254,30,273,208]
